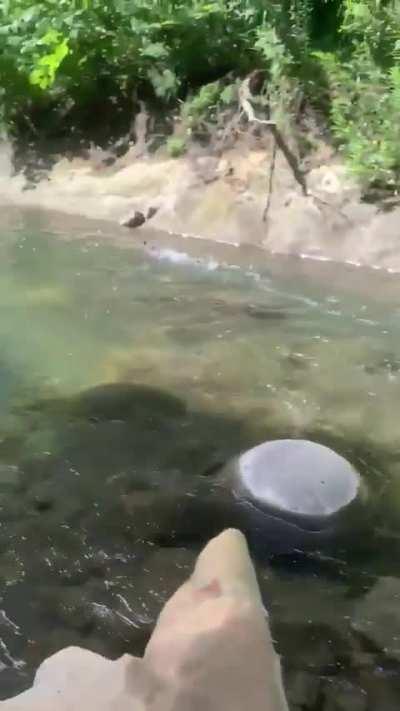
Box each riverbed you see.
[0,210,400,708]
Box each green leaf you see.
[140,42,169,60]
[193,3,222,17]
[39,29,63,46]
[182,81,220,120]
[20,7,39,24]
[220,84,237,105]
[166,136,186,157]
[148,68,178,99]
[29,34,70,90]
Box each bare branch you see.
[263,136,277,224]
[239,76,308,197]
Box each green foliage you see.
[254,24,296,130]
[220,83,237,105]
[29,30,70,90]
[177,77,240,135]
[166,135,187,157]
[0,0,310,134]
[0,1,257,128]
[1,0,400,190]
[181,81,221,125]
[315,1,400,189]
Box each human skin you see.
[1,529,288,711]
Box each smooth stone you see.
[219,439,364,552]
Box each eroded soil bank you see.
[1,137,400,273]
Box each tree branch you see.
[239,76,308,197]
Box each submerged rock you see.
[245,303,289,321]
[218,439,365,553]
[235,439,362,524]
[321,678,368,711]
[352,577,400,661]
[70,382,186,421]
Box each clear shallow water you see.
[0,218,400,707]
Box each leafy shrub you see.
[0,1,311,136]
[315,0,400,189]
[166,135,186,157]
[2,0,400,191]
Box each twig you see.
[269,124,308,196]
[239,83,275,127]
[262,135,277,223]
[239,76,355,228]
[239,76,308,197]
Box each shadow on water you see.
[1,381,400,704]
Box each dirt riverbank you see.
[1,137,400,272]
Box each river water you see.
[0,212,400,708]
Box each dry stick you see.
[262,135,277,223]
[240,84,354,227]
[129,100,150,158]
[269,123,308,195]
[112,95,150,158]
[239,80,308,198]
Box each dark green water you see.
[0,216,400,708]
